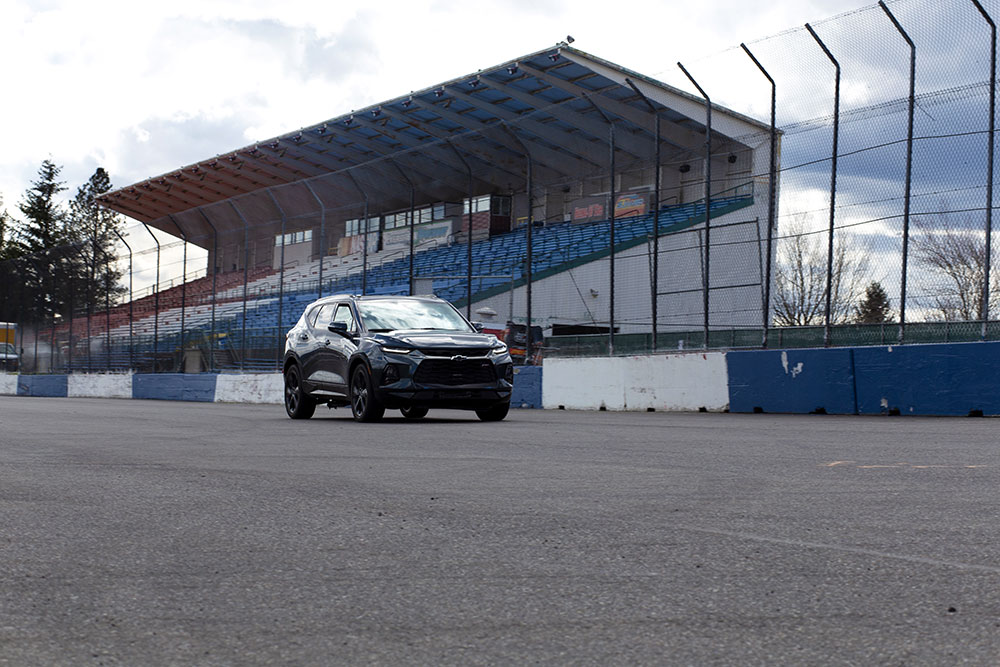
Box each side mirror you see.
[471,321,485,333]
[328,321,349,336]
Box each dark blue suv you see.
[283,295,514,422]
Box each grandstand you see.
[25,44,779,372]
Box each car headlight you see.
[490,342,509,356]
[381,346,412,355]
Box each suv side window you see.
[313,304,336,329]
[333,304,356,333]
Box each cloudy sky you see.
[1,0,865,212]
[1,0,879,288]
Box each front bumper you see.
[378,385,512,410]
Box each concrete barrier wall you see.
[17,375,69,397]
[727,348,857,415]
[727,341,1000,416]
[511,366,543,409]
[5,342,998,416]
[853,342,1000,416]
[543,353,729,411]
[68,374,133,399]
[132,374,216,402]
[215,373,283,404]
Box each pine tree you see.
[854,281,893,324]
[0,197,19,261]
[67,167,127,311]
[18,160,68,252]
[15,160,70,319]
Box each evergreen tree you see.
[854,281,893,323]
[67,167,127,311]
[15,160,70,320]
[18,159,68,252]
[0,197,20,261]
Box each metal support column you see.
[973,0,996,338]
[346,171,371,295]
[167,215,189,360]
[389,160,417,295]
[581,95,618,354]
[229,202,251,372]
[805,24,841,348]
[197,209,219,372]
[303,181,327,300]
[502,123,535,362]
[741,44,779,349]
[879,2,916,344]
[267,191,288,368]
[446,141,476,319]
[625,79,662,351]
[300,181,326,299]
[140,223,161,369]
[677,63,713,349]
[112,229,133,370]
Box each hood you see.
[371,330,498,349]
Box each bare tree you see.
[773,216,869,326]
[912,211,998,321]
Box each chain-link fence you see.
[2,0,999,373]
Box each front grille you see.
[414,359,496,386]
[418,347,490,358]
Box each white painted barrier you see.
[215,373,283,404]
[542,353,729,412]
[0,374,17,395]
[68,373,133,399]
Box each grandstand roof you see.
[99,44,772,239]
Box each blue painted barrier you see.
[853,342,1000,416]
[16,375,69,397]
[727,348,857,415]
[132,373,217,402]
[511,366,542,409]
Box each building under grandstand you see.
[88,44,778,370]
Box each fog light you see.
[502,364,514,383]
[381,364,400,385]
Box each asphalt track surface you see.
[2,397,1000,665]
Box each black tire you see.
[284,364,316,420]
[475,401,510,422]
[351,364,385,423]
[400,406,429,420]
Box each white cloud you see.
[0,0,868,290]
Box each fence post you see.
[197,209,219,372]
[805,24,840,348]
[346,171,371,296]
[388,159,417,296]
[879,2,916,345]
[445,141,476,319]
[625,79,662,352]
[229,201,251,372]
[677,63,713,349]
[580,95,618,355]
[102,244,111,371]
[972,0,996,339]
[741,44,779,349]
[140,223,161,370]
[168,214,189,365]
[501,123,535,362]
[266,191,287,369]
[112,229,133,370]
[303,181,327,300]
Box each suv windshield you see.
[358,299,473,333]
